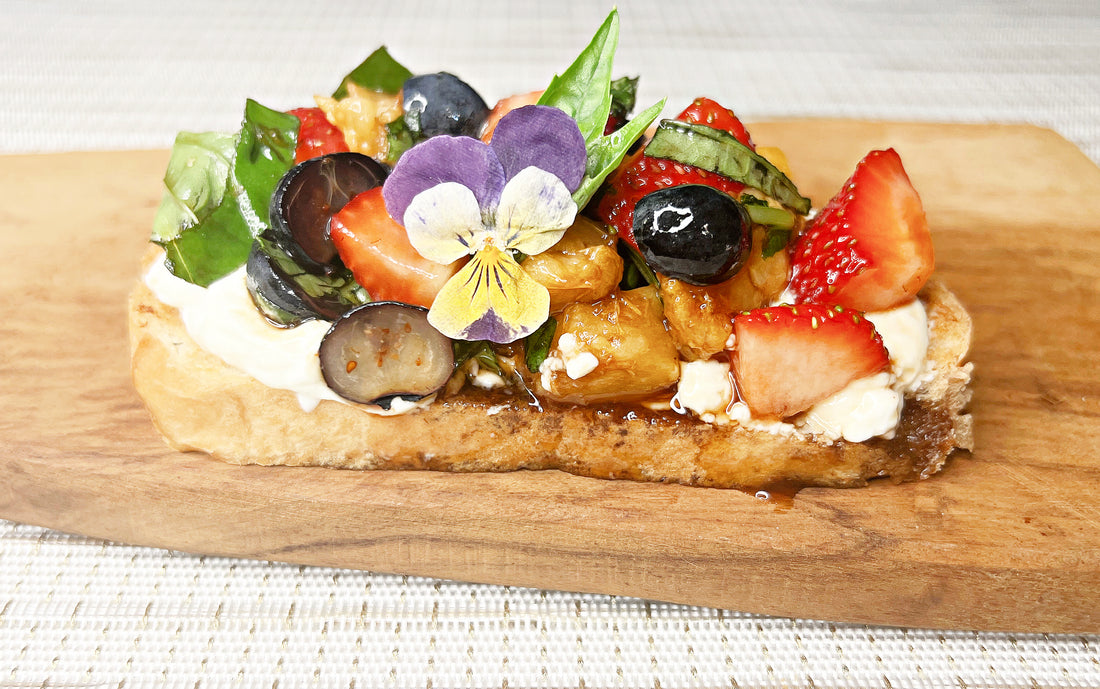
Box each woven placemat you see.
[3,522,1099,687]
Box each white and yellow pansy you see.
[381,105,587,343]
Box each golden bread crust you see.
[129,266,973,490]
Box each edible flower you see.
[382,105,587,343]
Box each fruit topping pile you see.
[150,9,935,433]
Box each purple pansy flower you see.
[382,105,587,343]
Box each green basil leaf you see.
[152,131,236,242]
[572,97,665,209]
[741,199,796,230]
[737,194,795,259]
[152,101,299,288]
[260,238,365,304]
[608,75,638,122]
[617,240,659,291]
[333,46,413,99]
[537,9,618,144]
[383,117,416,164]
[152,131,254,286]
[159,197,253,287]
[646,120,811,214]
[233,99,299,233]
[453,340,503,376]
[761,228,792,259]
[535,9,664,209]
[524,317,557,373]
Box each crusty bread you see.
[129,268,973,490]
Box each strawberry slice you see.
[732,303,889,419]
[789,148,934,312]
[289,107,349,164]
[330,187,461,309]
[592,97,754,249]
[676,97,755,149]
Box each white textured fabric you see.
[3,1,1100,686]
[0,0,1097,162]
[4,523,1100,688]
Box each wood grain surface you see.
[2,121,1099,633]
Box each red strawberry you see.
[592,98,754,249]
[289,107,349,164]
[732,303,889,419]
[789,148,934,313]
[330,187,461,309]
[676,97,755,149]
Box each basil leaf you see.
[617,240,659,291]
[333,46,413,98]
[152,131,236,242]
[537,9,618,144]
[234,99,299,233]
[741,199,796,230]
[535,9,664,209]
[152,101,299,288]
[646,120,811,214]
[152,131,254,287]
[159,200,253,287]
[572,97,665,209]
[737,195,795,258]
[761,228,792,259]
[453,340,503,376]
[524,317,557,373]
[608,75,638,122]
[384,117,416,164]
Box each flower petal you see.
[490,166,577,255]
[427,245,550,343]
[402,182,484,264]
[383,135,505,223]
[490,105,587,193]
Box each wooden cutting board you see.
[2,121,1099,634]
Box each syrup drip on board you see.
[752,479,801,511]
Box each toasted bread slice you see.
[129,269,972,490]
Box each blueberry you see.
[246,242,317,327]
[246,240,364,325]
[632,185,751,285]
[402,72,489,139]
[267,152,388,274]
[319,302,455,406]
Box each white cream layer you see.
[144,257,424,415]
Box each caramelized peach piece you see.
[522,217,623,313]
[539,286,679,404]
[661,226,791,359]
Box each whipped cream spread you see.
[144,258,425,415]
[147,255,930,439]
